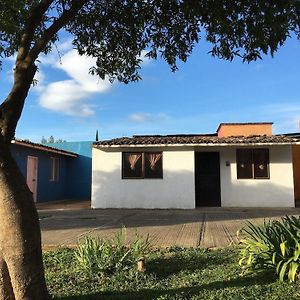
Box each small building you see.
[92,122,300,209]
[284,132,300,206]
[11,139,93,203]
[45,141,93,200]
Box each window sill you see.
[122,177,163,180]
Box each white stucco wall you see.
[219,145,295,207]
[92,145,295,209]
[92,147,195,209]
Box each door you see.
[292,145,300,207]
[195,152,221,207]
[27,156,38,202]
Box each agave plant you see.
[238,216,300,282]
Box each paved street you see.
[38,201,300,249]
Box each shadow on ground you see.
[56,271,274,300]
[146,248,230,280]
[40,208,300,231]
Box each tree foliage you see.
[1,1,300,81]
[0,1,300,299]
[41,135,66,143]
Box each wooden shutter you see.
[253,149,269,179]
[236,149,253,179]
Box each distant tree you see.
[41,136,66,143]
[55,138,66,143]
[41,136,47,144]
[1,1,300,299]
[48,135,55,143]
[96,130,99,142]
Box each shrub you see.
[238,216,300,282]
[75,227,150,274]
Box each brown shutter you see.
[236,149,253,179]
[253,149,269,179]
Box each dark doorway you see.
[195,152,221,207]
[292,145,300,207]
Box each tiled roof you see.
[12,139,78,157]
[283,133,300,138]
[93,134,299,147]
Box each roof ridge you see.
[93,134,299,147]
[12,139,78,157]
[132,133,217,138]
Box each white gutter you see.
[94,141,300,148]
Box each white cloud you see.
[55,50,111,93]
[36,45,112,116]
[129,113,152,122]
[35,39,153,117]
[140,50,152,66]
[32,68,46,92]
[38,52,60,66]
[38,38,74,66]
[262,103,300,133]
[39,80,95,116]
[129,112,170,123]
[265,103,300,114]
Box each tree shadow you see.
[55,271,275,300]
[146,248,234,280]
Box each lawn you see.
[45,246,300,300]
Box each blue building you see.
[11,139,93,203]
[46,141,93,200]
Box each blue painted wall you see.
[11,144,73,202]
[46,141,93,199]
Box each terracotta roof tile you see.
[93,134,299,147]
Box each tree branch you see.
[28,0,87,63]
[17,0,54,62]
[0,64,37,143]
[0,1,87,143]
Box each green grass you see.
[45,247,300,300]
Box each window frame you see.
[236,148,270,180]
[50,157,59,182]
[122,152,144,179]
[253,148,270,179]
[122,152,163,179]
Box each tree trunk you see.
[0,257,14,300]
[0,141,49,299]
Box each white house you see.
[92,123,300,209]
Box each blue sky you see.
[1,36,300,142]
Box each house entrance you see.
[195,152,221,207]
[27,156,38,202]
[292,145,300,207]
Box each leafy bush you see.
[238,216,300,282]
[75,227,150,274]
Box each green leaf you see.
[279,262,288,282]
[280,241,286,257]
[272,252,277,264]
[288,262,299,282]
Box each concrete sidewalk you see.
[38,205,300,249]
[37,199,90,211]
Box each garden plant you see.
[239,215,300,282]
